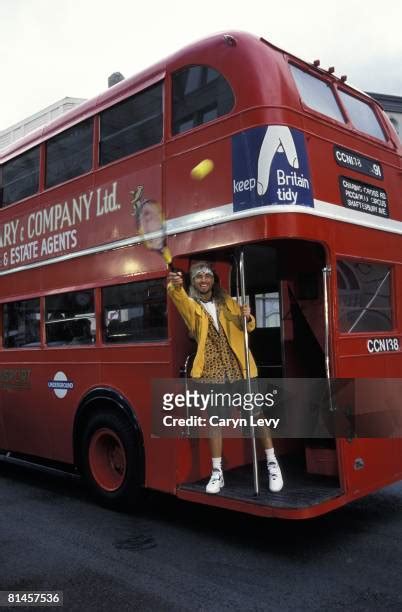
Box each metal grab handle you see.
[182,352,195,437]
[180,352,195,379]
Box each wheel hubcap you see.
[89,428,127,491]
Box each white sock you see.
[212,457,222,472]
[265,448,276,464]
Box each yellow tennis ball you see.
[191,159,214,180]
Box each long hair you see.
[188,261,226,305]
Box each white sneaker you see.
[206,469,224,494]
[268,460,283,492]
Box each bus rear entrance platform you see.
[178,454,342,519]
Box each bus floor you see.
[179,455,341,509]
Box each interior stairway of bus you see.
[179,454,341,508]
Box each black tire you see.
[80,410,143,510]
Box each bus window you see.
[99,82,163,166]
[3,298,40,348]
[172,65,234,135]
[1,146,40,206]
[337,260,392,333]
[338,90,386,141]
[289,64,345,123]
[45,290,95,345]
[102,279,167,343]
[255,292,280,328]
[45,119,93,188]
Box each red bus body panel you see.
[1,32,402,517]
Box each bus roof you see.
[0,31,396,162]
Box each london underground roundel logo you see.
[48,371,74,399]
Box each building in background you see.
[0,97,85,151]
[368,92,402,137]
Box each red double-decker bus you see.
[0,32,401,519]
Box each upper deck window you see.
[99,82,163,166]
[172,65,234,135]
[290,64,345,123]
[46,119,93,189]
[1,146,40,206]
[338,91,386,141]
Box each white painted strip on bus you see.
[1,200,402,277]
[167,200,402,236]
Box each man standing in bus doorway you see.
[167,262,283,494]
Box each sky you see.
[1,0,402,130]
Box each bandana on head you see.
[190,264,214,282]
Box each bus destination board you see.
[339,176,389,218]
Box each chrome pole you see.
[239,250,260,495]
[183,353,193,437]
[322,265,334,412]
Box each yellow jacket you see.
[167,283,257,379]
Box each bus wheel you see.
[81,411,143,509]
